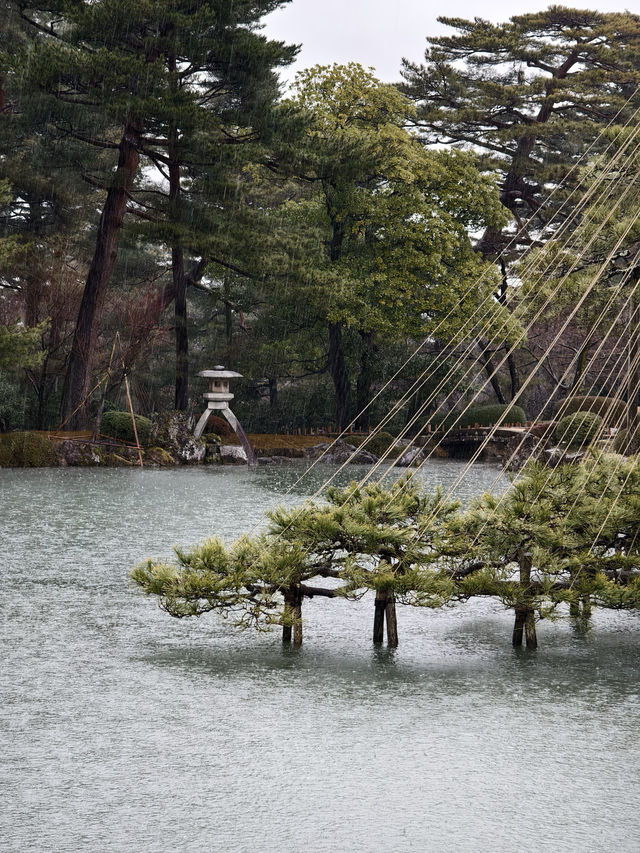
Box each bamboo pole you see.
[123,373,143,468]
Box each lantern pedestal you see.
[194,367,257,466]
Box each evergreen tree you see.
[278,63,512,430]
[132,457,640,650]
[400,7,640,401]
[20,0,295,428]
[442,455,640,648]
[132,476,460,647]
[516,128,640,418]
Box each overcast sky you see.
[264,0,634,85]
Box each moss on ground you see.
[0,432,57,467]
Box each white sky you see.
[264,0,635,84]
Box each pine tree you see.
[132,476,460,647]
[19,0,295,428]
[401,8,640,401]
[443,455,640,648]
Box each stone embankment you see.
[2,421,600,469]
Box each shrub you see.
[554,411,603,449]
[0,377,25,431]
[100,411,152,446]
[431,403,526,431]
[613,425,640,456]
[0,431,57,467]
[349,430,400,458]
[555,395,627,426]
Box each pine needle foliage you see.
[132,457,640,646]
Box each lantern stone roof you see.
[198,366,243,379]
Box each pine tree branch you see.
[58,128,121,150]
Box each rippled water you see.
[2,462,639,852]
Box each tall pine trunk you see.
[328,321,351,431]
[173,245,188,411]
[60,122,142,428]
[167,47,189,412]
[327,219,351,431]
[513,548,537,649]
[355,330,376,431]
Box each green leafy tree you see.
[278,63,511,430]
[517,127,640,425]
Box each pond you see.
[2,461,639,852]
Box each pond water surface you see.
[1,461,639,852]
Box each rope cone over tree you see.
[132,95,640,649]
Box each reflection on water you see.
[1,464,639,853]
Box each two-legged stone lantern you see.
[194,366,257,466]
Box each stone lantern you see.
[194,365,257,465]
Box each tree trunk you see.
[571,339,591,392]
[173,246,188,411]
[269,377,278,408]
[355,330,376,431]
[479,346,506,405]
[283,587,303,646]
[507,352,520,401]
[373,589,386,644]
[513,547,537,649]
[385,593,398,648]
[293,588,303,647]
[328,321,351,431]
[373,589,398,647]
[512,608,526,647]
[168,110,189,413]
[60,122,142,428]
[326,218,352,431]
[524,611,537,650]
[282,588,295,644]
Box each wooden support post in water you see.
[512,608,526,647]
[282,588,295,644]
[373,589,398,647]
[525,611,537,650]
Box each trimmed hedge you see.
[432,403,526,431]
[100,411,152,446]
[350,430,400,458]
[555,395,627,425]
[0,431,57,467]
[554,411,603,449]
[613,425,640,456]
